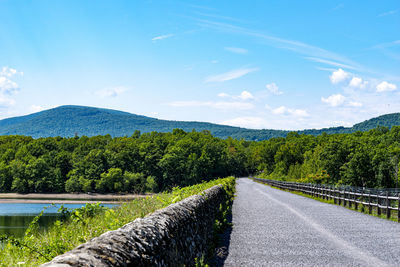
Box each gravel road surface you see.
[224,178,400,266]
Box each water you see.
[0,203,116,238]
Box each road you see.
[223,178,400,266]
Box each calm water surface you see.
[0,203,116,238]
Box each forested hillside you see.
[0,105,400,140]
[0,126,399,194]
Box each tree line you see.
[0,126,399,193]
[0,129,250,193]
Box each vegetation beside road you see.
[255,126,400,188]
[0,176,235,266]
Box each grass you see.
[254,178,400,223]
[0,177,236,267]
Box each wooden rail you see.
[254,178,400,222]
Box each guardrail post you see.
[386,191,390,219]
[398,193,400,223]
[368,192,372,214]
[343,189,346,207]
[377,193,381,216]
[350,188,353,209]
[354,188,358,210]
[321,185,323,199]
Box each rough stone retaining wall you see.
[41,185,224,267]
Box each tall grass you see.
[0,177,235,266]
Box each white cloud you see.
[151,34,174,41]
[224,47,248,54]
[321,94,346,107]
[266,82,283,95]
[237,90,254,100]
[205,67,258,82]
[217,90,254,100]
[330,68,350,84]
[0,67,21,77]
[221,116,267,129]
[349,77,368,89]
[376,81,397,93]
[211,60,219,64]
[0,66,22,106]
[96,87,127,98]
[271,106,309,117]
[168,100,254,110]
[0,77,19,94]
[271,106,286,115]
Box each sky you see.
[0,0,399,130]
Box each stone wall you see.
[41,185,224,267]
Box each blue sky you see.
[0,0,399,130]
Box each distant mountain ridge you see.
[0,105,399,140]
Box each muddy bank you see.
[0,193,149,204]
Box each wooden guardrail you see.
[254,178,400,222]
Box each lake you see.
[0,203,116,238]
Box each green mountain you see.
[0,105,399,140]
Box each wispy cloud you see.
[151,34,175,41]
[332,3,344,11]
[371,40,400,49]
[224,47,248,54]
[306,57,357,70]
[218,90,254,100]
[168,100,254,110]
[96,87,127,98]
[205,67,258,82]
[378,10,398,17]
[369,40,400,62]
[195,19,361,71]
[194,12,243,23]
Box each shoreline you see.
[0,193,149,204]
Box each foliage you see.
[256,126,400,188]
[0,130,248,193]
[0,177,235,266]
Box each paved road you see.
[224,178,400,266]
